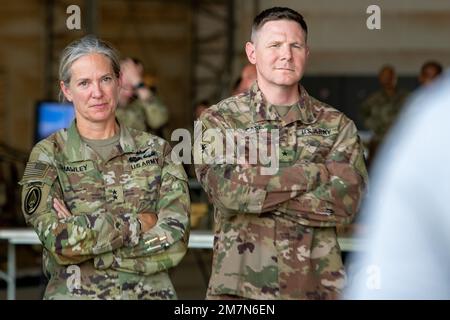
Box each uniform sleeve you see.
[193,111,329,217]
[141,97,169,130]
[19,144,141,266]
[98,143,191,275]
[280,118,368,226]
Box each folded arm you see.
[280,118,368,226]
[193,112,329,217]
[20,146,140,266]
[101,143,191,275]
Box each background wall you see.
[234,0,450,75]
[0,0,449,151]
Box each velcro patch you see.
[297,127,337,136]
[23,162,50,180]
[24,186,42,215]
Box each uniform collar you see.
[248,82,319,127]
[63,118,137,162]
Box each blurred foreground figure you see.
[345,71,450,299]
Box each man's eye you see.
[79,81,88,87]
[103,76,112,82]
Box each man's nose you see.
[280,45,293,60]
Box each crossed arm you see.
[20,143,190,275]
[194,112,368,226]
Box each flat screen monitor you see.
[34,101,75,143]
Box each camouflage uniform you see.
[115,101,147,132]
[361,89,408,143]
[19,120,190,300]
[116,94,168,136]
[194,83,368,300]
[140,94,169,135]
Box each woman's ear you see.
[60,81,72,102]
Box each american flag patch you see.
[23,162,50,179]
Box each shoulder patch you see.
[23,162,50,180]
[24,186,42,215]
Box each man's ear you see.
[60,81,72,102]
[245,41,256,64]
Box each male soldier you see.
[116,58,147,131]
[117,58,169,136]
[194,7,367,299]
[361,65,408,164]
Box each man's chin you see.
[275,79,301,87]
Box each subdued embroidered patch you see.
[24,186,42,215]
[23,162,50,180]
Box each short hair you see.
[58,35,121,101]
[378,64,395,76]
[421,61,443,76]
[251,7,308,42]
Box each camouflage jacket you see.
[194,83,368,299]
[115,102,147,132]
[361,89,408,141]
[140,94,169,132]
[116,95,169,136]
[19,120,190,300]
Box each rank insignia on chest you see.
[106,186,124,203]
[279,147,296,163]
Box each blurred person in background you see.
[117,58,169,137]
[194,99,210,121]
[345,71,450,299]
[418,60,443,87]
[232,63,257,95]
[361,65,408,167]
[116,58,147,132]
[19,35,190,300]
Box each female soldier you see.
[19,35,190,299]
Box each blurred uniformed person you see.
[361,65,408,163]
[116,59,147,132]
[194,7,367,300]
[117,58,169,137]
[232,63,257,95]
[19,35,190,300]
